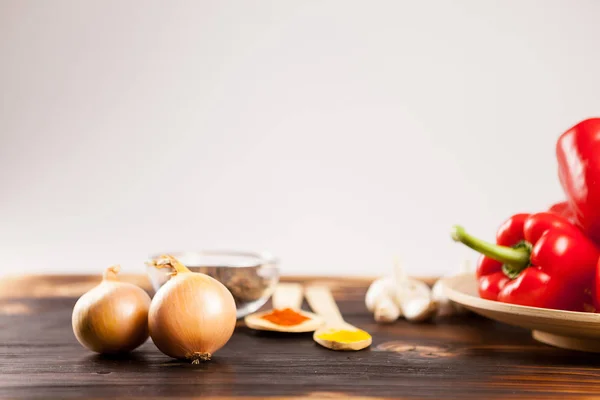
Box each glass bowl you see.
[146,250,279,318]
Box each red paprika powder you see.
[260,308,310,326]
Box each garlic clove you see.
[365,276,397,312]
[400,278,432,297]
[394,263,436,323]
[401,296,436,322]
[396,278,432,305]
[373,295,401,323]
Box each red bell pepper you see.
[557,118,600,244]
[451,212,600,312]
[548,201,575,223]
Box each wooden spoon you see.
[305,285,372,351]
[244,283,324,333]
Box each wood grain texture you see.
[1,275,600,399]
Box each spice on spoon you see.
[315,329,371,344]
[305,285,372,351]
[260,307,311,326]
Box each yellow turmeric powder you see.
[315,329,371,343]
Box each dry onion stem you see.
[72,265,151,354]
[147,255,237,363]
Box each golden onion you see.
[72,265,151,354]
[147,255,237,363]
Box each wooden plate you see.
[444,273,600,352]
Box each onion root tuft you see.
[189,352,212,364]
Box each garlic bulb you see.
[373,294,401,323]
[365,277,399,312]
[147,255,237,363]
[365,260,436,324]
[72,265,151,354]
[396,278,436,322]
[393,260,436,322]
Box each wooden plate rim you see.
[444,273,600,323]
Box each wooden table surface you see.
[2,274,600,400]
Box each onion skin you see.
[148,256,237,362]
[72,266,151,354]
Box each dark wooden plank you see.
[1,276,600,399]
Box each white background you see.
[2,0,600,278]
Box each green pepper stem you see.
[451,225,530,269]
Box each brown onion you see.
[72,265,151,354]
[147,255,237,363]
